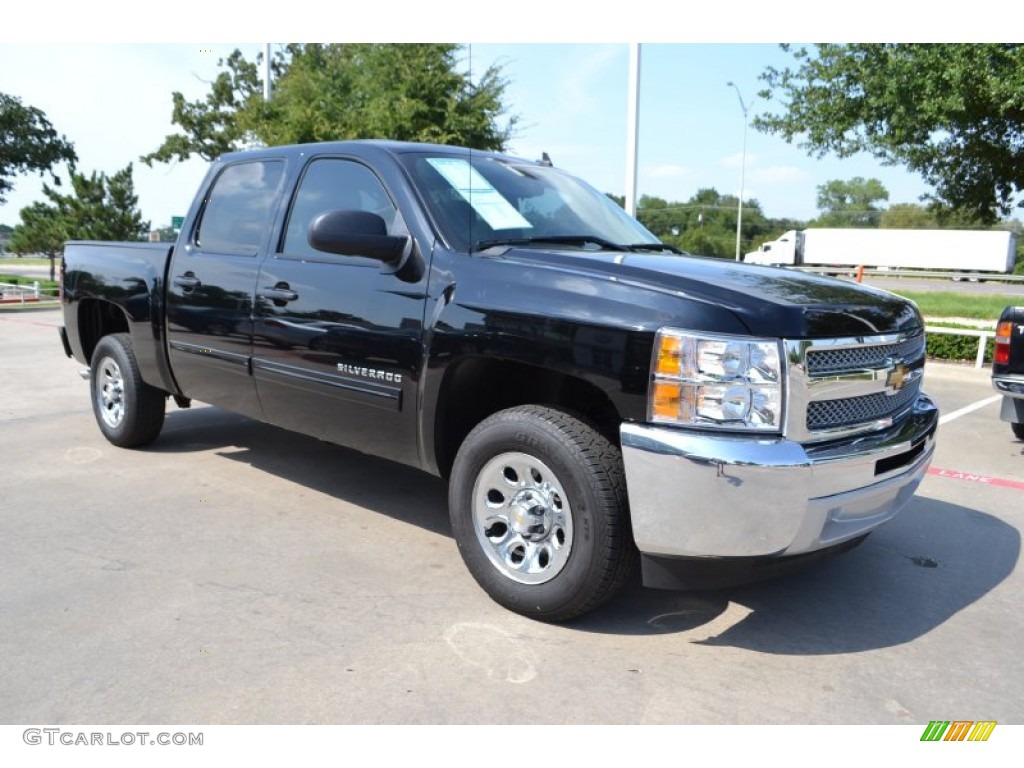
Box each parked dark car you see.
[992,305,1024,440]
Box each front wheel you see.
[448,406,636,621]
[90,333,166,447]
[1013,422,1024,442]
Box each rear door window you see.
[194,160,285,256]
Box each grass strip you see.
[895,291,1022,320]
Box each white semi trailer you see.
[744,228,1018,275]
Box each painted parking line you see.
[0,315,61,329]
[938,395,1001,426]
[931,394,1020,491]
[928,467,1024,492]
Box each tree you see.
[878,203,938,229]
[7,164,149,279]
[143,44,516,166]
[632,189,777,259]
[755,44,1024,223]
[0,223,12,254]
[0,93,77,204]
[52,164,150,243]
[6,202,65,265]
[635,195,676,238]
[813,177,889,227]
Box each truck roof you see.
[216,140,530,165]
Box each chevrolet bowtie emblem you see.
[886,362,909,391]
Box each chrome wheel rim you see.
[96,356,125,429]
[472,452,573,584]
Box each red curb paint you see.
[928,467,1024,492]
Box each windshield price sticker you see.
[426,158,532,231]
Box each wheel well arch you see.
[432,357,622,478]
[77,299,130,363]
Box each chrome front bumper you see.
[620,393,938,559]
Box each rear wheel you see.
[449,405,636,621]
[90,333,165,447]
[1012,422,1024,442]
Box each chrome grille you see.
[807,379,922,430]
[785,330,927,442]
[805,331,925,374]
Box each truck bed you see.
[61,240,174,391]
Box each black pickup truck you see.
[58,140,939,620]
[993,306,1024,440]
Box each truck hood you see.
[498,248,923,338]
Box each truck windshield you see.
[400,152,662,253]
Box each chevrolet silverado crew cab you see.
[58,140,939,621]
[992,305,1024,441]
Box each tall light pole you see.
[726,82,749,262]
[264,43,272,102]
[625,44,641,217]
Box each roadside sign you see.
[171,216,185,230]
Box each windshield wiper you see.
[472,236,684,255]
[623,242,685,254]
[472,235,624,253]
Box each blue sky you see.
[1,7,1005,235]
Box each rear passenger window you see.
[194,161,284,256]
[281,158,397,259]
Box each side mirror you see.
[308,210,411,265]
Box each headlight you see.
[649,329,784,432]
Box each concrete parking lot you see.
[0,309,1021,725]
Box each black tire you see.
[90,333,166,448]
[448,405,637,622]
[1012,422,1024,442]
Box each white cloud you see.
[722,152,756,169]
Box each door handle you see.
[173,273,201,290]
[259,285,299,303]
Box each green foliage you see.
[633,189,785,259]
[6,202,65,259]
[145,49,259,164]
[7,164,148,280]
[756,44,1024,224]
[925,327,995,363]
[0,273,58,291]
[812,177,888,227]
[879,203,938,229]
[143,44,517,165]
[0,92,77,204]
[677,228,736,259]
[0,256,49,265]
[879,202,992,230]
[894,291,1020,320]
[1003,219,1024,274]
[53,164,149,242]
